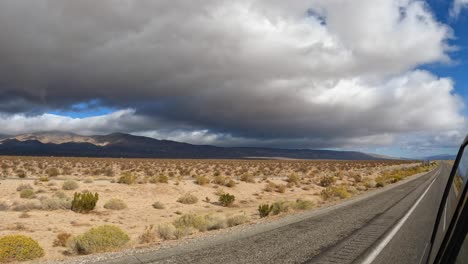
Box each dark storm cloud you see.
[0,0,464,148]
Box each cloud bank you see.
[0,0,464,151]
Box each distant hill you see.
[423,154,456,161]
[0,132,392,160]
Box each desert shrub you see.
[205,215,227,230]
[321,186,350,200]
[240,174,255,183]
[174,227,192,239]
[173,213,208,232]
[287,174,301,185]
[62,180,79,190]
[258,203,272,218]
[104,199,127,210]
[46,167,60,177]
[53,191,68,199]
[219,193,235,207]
[276,184,287,193]
[16,170,26,178]
[139,225,157,244]
[0,235,44,262]
[16,184,33,192]
[212,175,226,185]
[39,176,49,182]
[152,201,165,209]
[177,193,198,204]
[293,199,315,210]
[364,180,377,188]
[41,198,72,210]
[53,233,72,247]
[227,214,249,227]
[225,178,237,187]
[158,223,176,240]
[118,172,136,185]
[20,189,35,199]
[264,182,276,192]
[271,201,290,215]
[149,174,169,184]
[71,192,99,213]
[351,174,362,183]
[195,175,210,185]
[68,225,130,254]
[376,181,385,188]
[319,176,336,187]
[11,201,41,211]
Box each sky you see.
[0,0,468,158]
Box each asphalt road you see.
[98,163,451,264]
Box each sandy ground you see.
[0,157,424,262]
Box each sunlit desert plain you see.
[0,156,435,262]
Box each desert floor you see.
[0,157,433,262]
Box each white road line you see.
[360,170,441,264]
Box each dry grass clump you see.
[319,176,336,187]
[286,174,301,185]
[83,178,94,183]
[157,223,176,240]
[103,199,127,210]
[139,225,157,244]
[149,174,169,184]
[173,213,208,232]
[11,200,41,211]
[194,175,210,185]
[68,225,130,254]
[46,167,60,177]
[264,182,276,192]
[227,214,249,227]
[321,186,350,200]
[271,201,290,215]
[118,172,136,185]
[53,191,68,200]
[53,233,72,247]
[62,180,79,190]
[177,193,198,204]
[240,173,255,183]
[293,199,315,210]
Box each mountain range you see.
[0,132,391,160]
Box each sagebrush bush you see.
[177,193,198,204]
[20,189,35,199]
[0,235,44,262]
[227,214,249,227]
[219,193,235,207]
[62,180,79,190]
[258,204,272,218]
[118,172,136,185]
[158,223,176,240]
[41,198,71,210]
[152,201,165,209]
[173,213,208,232]
[71,192,99,213]
[68,225,130,254]
[104,199,127,210]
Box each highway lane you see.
[96,163,451,264]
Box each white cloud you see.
[451,0,468,18]
[0,0,464,151]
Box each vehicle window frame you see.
[428,136,468,263]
